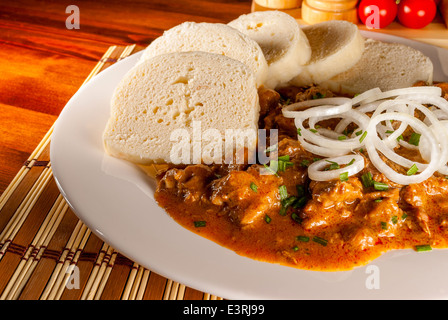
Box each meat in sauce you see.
[154,84,448,271]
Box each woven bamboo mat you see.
[0,45,223,300]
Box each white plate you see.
[51,32,448,300]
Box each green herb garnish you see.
[291,213,302,223]
[409,132,421,146]
[407,164,419,176]
[296,235,310,242]
[264,214,272,224]
[361,172,374,188]
[373,181,389,191]
[339,171,349,181]
[279,185,288,200]
[415,244,432,252]
[312,236,328,246]
[250,182,258,192]
[194,221,206,228]
[325,160,340,171]
[359,131,368,143]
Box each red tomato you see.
[358,0,398,29]
[397,0,437,29]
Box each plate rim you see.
[50,31,448,300]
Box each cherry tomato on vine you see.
[358,0,398,29]
[397,0,437,29]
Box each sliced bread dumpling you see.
[228,10,311,89]
[138,21,268,88]
[319,39,434,95]
[289,20,365,87]
[103,51,260,165]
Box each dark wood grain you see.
[0,0,252,194]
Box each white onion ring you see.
[295,109,370,151]
[287,86,447,184]
[282,97,352,119]
[361,86,442,104]
[351,87,382,105]
[370,99,409,149]
[307,155,365,181]
[365,112,440,185]
[296,135,354,157]
[397,94,448,115]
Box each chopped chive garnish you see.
[291,213,302,223]
[312,92,326,99]
[374,181,389,191]
[385,130,403,143]
[374,198,383,202]
[277,159,294,172]
[407,164,419,176]
[296,235,310,242]
[359,131,368,143]
[402,213,408,221]
[300,159,310,167]
[325,160,340,170]
[284,161,295,169]
[292,246,299,251]
[278,155,290,161]
[278,161,285,172]
[391,215,398,224]
[339,171,349,182]
[279,185,288,200]
[279,206,287,216]
[381,221,388,230]
[312,236,328,246]
[264,214,272,224]
[282,196,298,208]
[313,157,321,162]
[250,182,258,192]
[361,172,373,188]
[347,158,356,166]
[278,161,286,172]
[415,244,432,252]
[355,130,363,136]
[385,130,404,142]
[409,132,421,146]
[338,135,347,140]
[292,196,307,208]
[194,221,206,227]
[309,128,318,133]
[297,128,302,136]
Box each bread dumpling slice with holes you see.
[103,51,260,165]
[319,39,434,95]
[289,20,365,87]
[228,10,311,89]
[138,21,268,88]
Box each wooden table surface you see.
[0,0,447,194]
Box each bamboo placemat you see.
[0,45,223,300]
